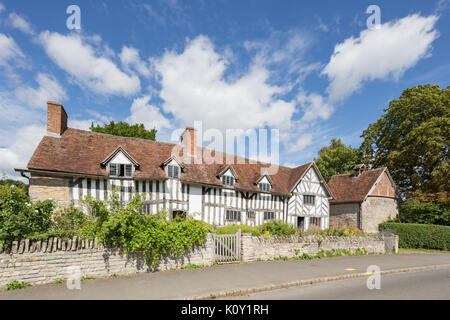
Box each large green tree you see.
[90,121,157,141]
[360,85,449,203]
[314,138,362,182]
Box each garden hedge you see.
[379,222,450,250]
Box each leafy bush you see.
[307,226,367,237]
[379,222,450,250]
[50,206,96,239]
[4,280,31,291]
[215,224,261,236]
[258,220,296,236]
[99,193,213,267]
[0,186,53,242]
[399,200,449,226]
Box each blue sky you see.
[0,0,449,178]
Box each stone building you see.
[16,101,334,231]
[327,164,399,233]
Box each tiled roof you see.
[27,128,314,195]
[327,168,386,203]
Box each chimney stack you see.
[352,164,366,177]
[47,101,68,137]
[180,127,196,157]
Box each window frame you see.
[222,175,235,187]
[109,163,133,178]
[263,211,275,221]
[259,182,271,192]
[225,210,241,222]
[303,194,316,205]
[167,164,180,179]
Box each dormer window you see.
[168,164,180,179]
[259,183,271,192]
[109,163,133,178]
[222,175,235,187]
[101,146,139,179]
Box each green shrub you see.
[399,200,449,226]
[4,280,31,291]
[215,224,261,236]
[308,226,367,237]
[50,206,95,239]
[258,220,296,236]
[379,222,450,250]
[99,192,213,267]
[0,186,53,242]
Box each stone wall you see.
[1,234,395,287]
[0,235,214,287]
[329,203,360,228]
[361,197,398,233]
[241,233,386,262]
[29,174,70,207]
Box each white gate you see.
[213,230,241,263]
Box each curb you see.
[184,263,450,300]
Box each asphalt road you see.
[236,268,450,300]
[1,253,449,300]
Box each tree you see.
[0,175,28,194]
[360,85,449,203]
[90,121,157,141]
[314,138,362,182]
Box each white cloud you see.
[0,3,4,13]
[297,92,334,122]
[126,95,171,131]
[0,125,45,177]
[154,35,296,131]
[15,73,67,109]
[322,14,439,101]
[8,12,34,35]
[119,46,152,77]
[39,31,140,96]
[0,33,25,67]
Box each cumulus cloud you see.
[0,125,46,177]
[154,35,296,131]
[0,33,25,67]
[322,14,439,101]
[8,12,34,35]
[126,95,171,131]
[119,46,152,77]
[39,31,140,96]
[297,92,334,122]
[15,73,67,109]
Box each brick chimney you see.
[180,127,196,157]
[47,101,68,137]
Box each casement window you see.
[310,217,321,227]
[247,211,256,220]
[109,163,133,178]
[225,210,241,222]
[259,183,271,192]
[222,175,235,187]
[167,164,180,178]
[263,211,275,221]
[303,195,316,205]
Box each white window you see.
[264,211,275,220]
[222,175,235,187]
[247,211,256,220]
[259,183,271,192]
[310,217,321,227]
[109,163,133,178]
[225,210,241,222]
[168,165,180,178]
[303,195,316,205]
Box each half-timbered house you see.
[16,102,334,230]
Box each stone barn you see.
[327,165,399,233]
